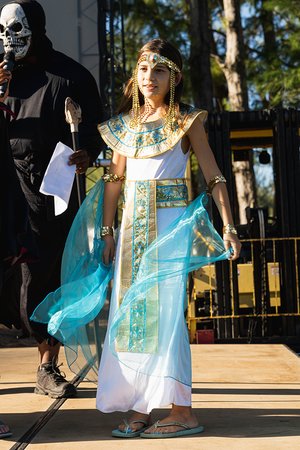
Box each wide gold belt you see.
[124,178,188,209]
[156,178,188,208]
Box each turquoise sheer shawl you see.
[31,179,230,384]
[31,180,113,379]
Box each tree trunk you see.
[260,0,278,106]
[223,0,248,110]
[221,0,255,223]
[189,0,214,110]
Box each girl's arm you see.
[102,151,126,265]
[187,117,241,260]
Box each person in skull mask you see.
[0,0,105,398]
[0,57,14,442]
[1,62,37,440]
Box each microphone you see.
[0,51,15,97]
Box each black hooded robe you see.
[0,0,105,341]
[0,104,37,329]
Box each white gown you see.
[31,107,227,411]
[96,140,192,414]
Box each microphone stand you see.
[64,97,86,206]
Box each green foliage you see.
[264,0,299,16]
[121,0,193,103]
[118,0,300,109]
[243,0,300,108]
[122,0,188,70]
[210,57,228,109]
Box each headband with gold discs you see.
[138,52,181,73]
[130,52,181,131]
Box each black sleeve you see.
[0,108,34,259]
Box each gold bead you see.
[223,224,238,235]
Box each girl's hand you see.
[223,233,242,260]
[102,235,115,265]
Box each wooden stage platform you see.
[0,343,300,450]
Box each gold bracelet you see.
[100,226,114,238]
[102,173,126,183]
[223,224,238,235]
[207,174,226,195]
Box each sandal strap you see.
[122,419,131,433]
[122,418,148,433]
[130,419,148,426]
[154,420,190,430]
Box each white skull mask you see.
[0,4,32,60]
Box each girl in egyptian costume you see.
[31,39,241,438]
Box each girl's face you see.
[137,52,170,103]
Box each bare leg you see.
[35,341,76,398]
[38,340,61,364]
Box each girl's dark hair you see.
[117,39,183,114]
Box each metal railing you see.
[188,237,300,341]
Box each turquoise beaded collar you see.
[98,105,207,159]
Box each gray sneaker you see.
[35,360,77,399]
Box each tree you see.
[245,0,300,108]
[260,0,278,105]
[212,0,256,223]
[220,0,249,110]
[188,0,214,110]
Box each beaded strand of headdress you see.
[130,65,140,128]
[164,68,176,132]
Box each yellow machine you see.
[188,259,282,342]
[192,262,281,309]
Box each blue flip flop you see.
[140,420,204,438]
[112,419,149,438]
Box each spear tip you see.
[65,97,82,131]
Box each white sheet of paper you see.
[40,142,76,216]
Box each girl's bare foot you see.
[143,405,199,435]
[118,411,151,432]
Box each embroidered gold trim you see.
[116,180,158,353]
[98,107,207,159]
[156,179,188,208]
[115,178,188,353]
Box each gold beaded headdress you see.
[130,52,181,131]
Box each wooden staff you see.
[65,96,86,206]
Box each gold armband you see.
[100,226,114,238]
[102,173,126,183]
[223,224,238,235]
[207,174,226,195]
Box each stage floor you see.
[1,343,300,450]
